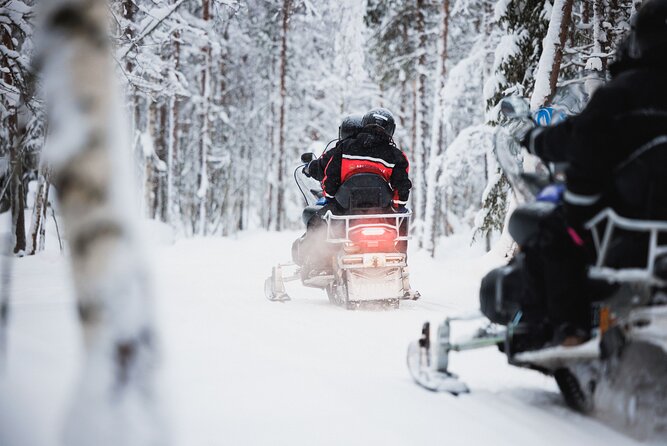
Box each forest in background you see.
[1,0,641,256]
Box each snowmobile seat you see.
[334,173,393,212]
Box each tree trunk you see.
[423,0,450,256]
[591,0,608,72]
[9,143,25,255]
[40,1,161,443]
[410,77,418,183]
[412,0,429,239]
[145,101,157,218]
[197,0,211,235]
[166,29,180,225]
[3,28,25,254]
[38,180,51,252]
[157,102,168,222]
[398,22,409,147]
[27,167,49,255]
[122,0,141,168]
[530,0,574,109]
[276,0,292,231]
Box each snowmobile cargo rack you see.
[586,208,667,285]
[323,210,411,244]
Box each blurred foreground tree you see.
[38,0,162,444]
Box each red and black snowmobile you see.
[265,153,419,309]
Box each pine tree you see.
[475,0,550,248]
[486,0,550,121]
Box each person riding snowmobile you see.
[313,107,411,210]
[305,114,363,182]
[516,0,667,346]
[293,108,412,271]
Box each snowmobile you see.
[407,95,667,423]
[265,153,420,309]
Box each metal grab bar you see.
[585,208,667,284]
[323,210,411,244]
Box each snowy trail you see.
[0,229,646,445]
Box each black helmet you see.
[361,107,396,137]
[628,0,667,59]
[339,114,363,140]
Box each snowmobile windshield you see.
[494,126,551,204]
[294,165,324,207]
[551,81,590,116]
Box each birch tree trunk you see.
[166,28,181,225]
[39,1,162,444]
[412,0,428,235]
[398,23,409,136]
[275,0,292,231]
[145,102,157,219]
[197,0,211,236]
[410,77,418,184]
[530,0,574,110]
[423,0,450,256]
[38,180,51,252]
[157,103,168,222]
[27,167,49,255]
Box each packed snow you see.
[0,217,653,445]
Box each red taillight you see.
[348,225,398,252]
[359,227,387,237]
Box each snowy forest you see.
[1,0,640,255]
[4,1,667,445]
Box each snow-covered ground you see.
[0,220,654,445]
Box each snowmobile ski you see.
[265,264,298,302]
[406,322,469,395]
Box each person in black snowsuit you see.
[306,114,363,183]
[307,108,411,210]
[306,109,411,210]
[292,115,364,271]
[293,108,412,271]
[519,0,667,344]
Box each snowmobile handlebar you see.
[293,163,322,207]
[496,97,562,203]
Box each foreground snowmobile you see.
[408,96,667,424]
[265,154,419,309]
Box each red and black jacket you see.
[310,128,412,207]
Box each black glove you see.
[393,205,408,214]
[520,128,532,151]
[520,127,544,155]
